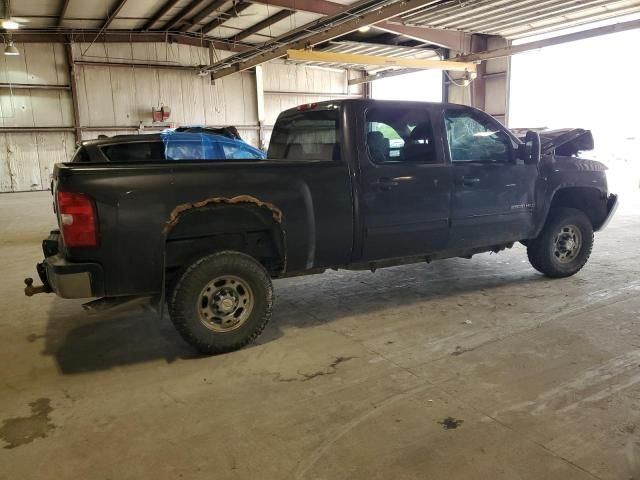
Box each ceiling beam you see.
[249,0,471,50]
[143,0,181,30]
[208,0,448,79]
[161,0,210,30]
[230,10,293,42]
[180,0,229,32]
[287,49,475,71]
[101,0,130,30]
[75,60,200,71]
[453,17,640,62]
[247,0,347,16]
[202,3,252,34]
[348,68,421,85]
[10,31,247,52]
[374,21,472,51]
[57,0,71,26]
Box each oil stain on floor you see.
[438,417,464,430]
[0,398,55,449]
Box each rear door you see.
[443,105,537,248]
[267,105,354,270]
[358,104,451,261]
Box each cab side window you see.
[444,110,512,163]
[366,107,438,164]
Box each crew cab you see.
[25,100,618,354]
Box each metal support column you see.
[65,41,82,143]
[255,65,266,150]
[470,35,487,111]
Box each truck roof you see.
[277,99,461,117]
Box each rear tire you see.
[169,251,273,354]
[527,208,594,278]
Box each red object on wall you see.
[152,105,171,122]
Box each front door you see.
[359,104,451,261]
[443,106,537,249]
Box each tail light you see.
[57,191,98,247]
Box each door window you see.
[444,110,513,163]
[365,107,438,163]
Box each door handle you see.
[461,176,481,186]
[371,178,399,190]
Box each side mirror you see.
[519,130,541,164]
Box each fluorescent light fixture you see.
[4,41,19,56]
[358,25,371,33]
[1,19,20,30]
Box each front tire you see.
[169,251,274,354]
[527,208,594,278]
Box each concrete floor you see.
[1,190,639,480]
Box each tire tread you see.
[169,251,273,354]
[527,207,594,278]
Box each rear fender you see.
[164,201,286,275]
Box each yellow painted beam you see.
[286,49,477,73]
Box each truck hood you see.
[540,128,594,156]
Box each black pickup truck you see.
[26,100,617,354]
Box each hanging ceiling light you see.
[1,19,20,29]
[4,40,19,56]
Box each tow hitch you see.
[24,277,51,296]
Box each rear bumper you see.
[37,231,105,299]
[597,193,618,231]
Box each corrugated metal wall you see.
[0,42,361,193]
[0,43,76,192]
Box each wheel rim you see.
[197,275,254,332]
[553,224,583,264]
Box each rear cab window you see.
[268,105,340,161]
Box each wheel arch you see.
[164,201,286,280]
[544,186,608,231]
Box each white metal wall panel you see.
[180,73,206,126]
[483,36,509,122]
[262,62,352,127]
[35,132,76,189]
[1,133,42,192]
[0,91,34,128]
[203,77,228,125]
[0,132,75,193]
[79,65,117,126]
[132,69,162,118]
[0,134,11,192]
[111,67,137,126]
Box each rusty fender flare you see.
[161,195,287,276]
[163,195,284,234]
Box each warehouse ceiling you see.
[3,0,640,74]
